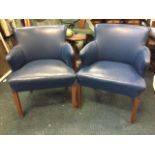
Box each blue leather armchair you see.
[77,24,150,123]
[6,26,76,117]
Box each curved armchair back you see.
[95,24,150,64]
[15,25,66,63]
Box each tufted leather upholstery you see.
[6,26,75,91]
[77,24,150,98]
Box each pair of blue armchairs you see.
[6,24,150,123]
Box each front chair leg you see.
[12,91,24,118]
[71,84,77,111]
[77,85,82,108]
[130,97,140,123]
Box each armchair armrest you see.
[61,42,74,67]
[6,45,26,71]
[134,46,150,76]
[80,41,98,67]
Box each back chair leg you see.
[77,85,82,108]
[12,91,24,118]
[130,97,140,123]
[72,84,77,111]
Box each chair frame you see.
[12,85,77,118]
[77,85,140,123]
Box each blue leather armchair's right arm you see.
[134,46,150,77]
[6,45,26,71]
[80,41,98,67]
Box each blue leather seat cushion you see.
[8,60,75,91]
[77,61,146,98]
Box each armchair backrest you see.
[15,26,66,62]
[95,24,150,64]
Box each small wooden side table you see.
[67,34,86,71]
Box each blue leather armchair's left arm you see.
[61,42,74,67]
[6,45,26,71]
[134,46,150,77]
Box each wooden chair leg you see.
[130,97,140,123]
[12,91,24,118]
[72,85,77,111]
[77,85,82,108]
[65,87,69,99]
